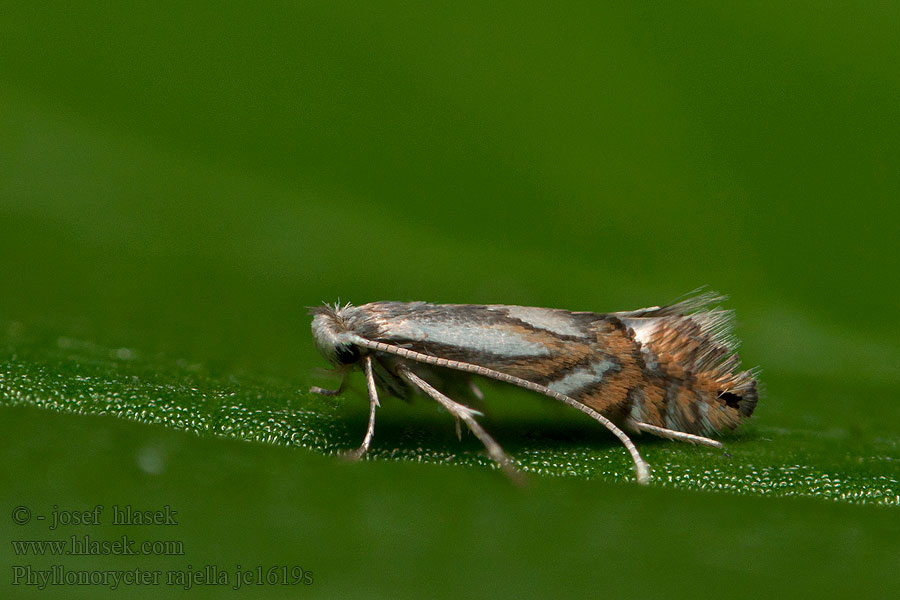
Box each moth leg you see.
[399,366,523,484]
[346,356,380,459]
[460,378,484,436]
[348,334,650,484]
[467,378,485,401]
[631,421,723,449]
[309,374,347,396]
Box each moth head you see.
[309,302,363,366]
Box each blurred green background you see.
[2,2,899,598]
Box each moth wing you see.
[611,291,758,418]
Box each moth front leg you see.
[398,365,523,484]
[345,355,380,459]
[309,375,347,396]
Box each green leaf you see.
[2,319,898,504]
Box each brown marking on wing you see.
[639,383,667,427]
[629,322,748,434]
[569,319,644,420]
[695,377,742,431]
[491,324,596,383]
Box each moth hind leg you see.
[630,420,723,449]
[399,366,524,485]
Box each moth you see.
[309,292,758,484]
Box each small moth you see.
[309,292,758,485]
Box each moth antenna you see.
[348,334,651,485]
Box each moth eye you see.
[334,344,360,365]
